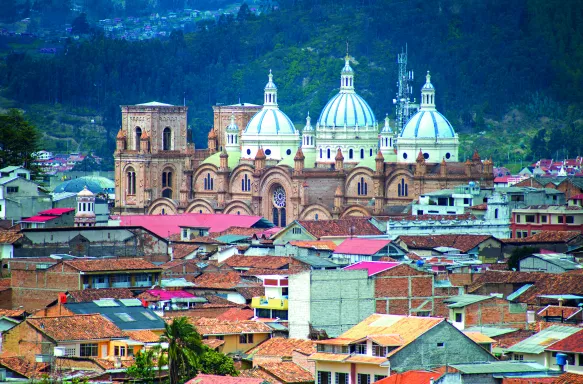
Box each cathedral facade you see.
[114,58,493,225]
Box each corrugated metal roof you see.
[505,325,581,354]
[215,234,251,244]
[507,284,534,301]
[444,294,493,308]
[464,326,520,337]
[450,361,548,374]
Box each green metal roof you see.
[277,155,295,168]
[507,284,534,301]
[215,234,252,244]
[505,325,581,354]
[355,155,376,170]
[444,294,493,308]
[201,150,241,169]
[450,361,548,374]
[465,326,521,337]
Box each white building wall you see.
[288,271,312,339]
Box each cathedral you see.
[114,57,493,225]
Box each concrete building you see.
[20,208,75,229]
[546,329,583,374]
[505,325,581,366]
[0,175,51,222]
[511,205,583,238]
[519,253,582,273]
[288,269,375,339]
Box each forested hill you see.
[1,0,582,161]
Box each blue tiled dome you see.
[317,92,376,128]
[54,176,114,194]
[399,110,455,139]
[244,108,296,135]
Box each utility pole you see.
[394,44,418,135]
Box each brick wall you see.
[292,350,315,375]
[3,321,53,363]
[464,298,528,329]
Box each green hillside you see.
[1,0,582,162]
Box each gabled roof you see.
[295,217,383,238]
[375,370,442,384]
[216,307,254,321]
[444,294,494,308]
[343,261,400,276]
[0,230,22,244]
[553,372,583,384]
[222,255,290,269]
[396,234,495,253]
[67,288,135,303]
[288,240,338,251]
[193,318,272,335]
[505,325,580,354]
[334,238,391,255]
[546,329,583,353]
[450,361,548,374]
[118,213,271,238]
[186,375,263,384]
[193,271,247,289]
[0,357,48,379]
[36,208,75,216]
[503,231,582,244]
[58,258,160,272]
[257,361,314,383]
[27,314,125,341]
[246,337,315,358]
[171,243,200,259]
[124,329,160,343]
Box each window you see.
[397,178,408,197]
[335,373,348,384]
[242,174,251,192]
[282,287,289,296]
[286,149,291,155]
[455,313,463,322]
[7,186,19,193]
[327,148,331,159]
[215,335,224,341]
[182,229,188,238]
[357,177,368,196]
[317,371,331,384]
[525,215,536,223]
[80,343,98,357]
[357,373,370,384]
[114,346,126,357]
[64,347,76,356]
[558,216,564,223]
[437,342,445,347]
[142,312,157,321]
[514,354,524,361]
[126,167,136,195]
[566,216,575,224]
[204,173,214,191]
[374,376,388,382]
[135,127,142,150]
[360,148,364,159]
[111,274,130,288]
[372,344,387,357]
[349,149,353,159]
[162,170,173,188]
[495,209,499,219]
[265,149,272,156]
[292,227,302,234]
[516,214,520,223]
[163,127,171,150]
[352,343,367,355]
[463,198,471,205]
[370,148,373,157]
[239,334,254,344]
[320,148,323,158]
[541,215,547,223]
[579,354,583,366]
[134,274,153,287]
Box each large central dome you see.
[317,57,377,129]
[244,108,296,135]
[399,110,455,138]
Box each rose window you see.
[273,186,286,208]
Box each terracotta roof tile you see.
[124,330,160,343]
[171,243,200,259]
[546,329,583,353]
[0,309,26,318]
[209,227,270,238]
[216,307,254,321]
[222,255,291,269]
[246,337,315,357]
[202,338,225,349]
[193,271,243,289]
[537,305,582,320]
[0,357,49,378]
[392,213,476,222]
[502,231,582,244]
[259,361,314,383]
[470,203,488,210]
[27,314,125,341]
[234,286,265,300]
[503,377,556,384]
[67,288,135,303]
[93,357,134,370]
[397,234,494,253]
[163,307,240,321]
[463,331,496,344]
[376,371,442,384]
[0,230,22,244]
[60,258,160,272]
[553,373,583,384]
[297,218,382,238]
[288,240,337,251]
[467,270,547,293]
[186,374,264,384]
[193,318,272,335]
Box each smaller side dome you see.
[226,113,239,132]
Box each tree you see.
[508,246,538,271]
[71,12,90,35]
[198,346,238,376]
[161,317,204,384]
[0,109,40,172]
[126,349,156,383]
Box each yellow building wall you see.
[215,333,271,355]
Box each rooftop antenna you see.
[394,43,418,135]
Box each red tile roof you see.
[67,288,135,302]
[222,255,291,269]
[246,337,315,357]
[234,286,265,300]
[0,309,26,317]
[0,230,22,244]
[186,374,264,384]
[27,314,125,341]
[124,330,160,343]
[258,361,314,383]
[171,243,200,259]
[297,218,383,238]
[394,213,476,222]
[193,271,244,289]
[216,307,254,321]
[397,234,494,253]
[503,231,582,244]
[60,258,160,272]
[343,261,400,276]
[375,370,442,384]
[37,208,75,216]
[503,378,556,384]
[288,240,338,251]
[193,318,272,335]
[546,329,583,353]
[119,213,266,238]
[0,357,48,379]
[553,373,583,384]
[333,238,391,255]
[202,338,225,349]
[470,203,488,210]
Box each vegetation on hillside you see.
[0,109,40,172]
[1,0,582,161]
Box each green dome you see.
[54,176,114,194]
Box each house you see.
[192,271,261,304]
[394,234,503,262]
[245,337,315,368]
[0,175,51,221]
[331,238,405,265]
[0,356,49,380]
[240,361,315,384]
[502,231,583,258]
[250,274,289,320]
[519,253,582,273]
[272,218,384,245]
[511,205,583,238]
[514,176,583,200]
[185,375,264,384]
[20,207,75,229]
[0,166,31,180]
[434,361,553,384]
[546,329,583,373]
[273,241,337,262]
[2,314,128,363]
[443,294,528,330]
[10,258,162,310]
[288,269,375,338]
[193,318,272,355]
[0,230,21,259]
[505,325,581,366]
[309,314,495,382]
[375,370,442,384]
[537,305,583,324]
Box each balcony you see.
[251,296,288,310]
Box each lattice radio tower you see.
[393,44,418,135]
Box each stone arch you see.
[299,204,333,221]
[223,200,253,216]
[147,198,178,215]
[346,168,374,198]
[340,205,372,218]
[385,170,414,199]
[259,167,294,226]
[230,164,255,195]
[193,164,219,193]
[161,163,176,199]
[185,199,215,214]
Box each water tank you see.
[556,353,568,367]
[416,260,425,267]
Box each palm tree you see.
[160,317,204,384]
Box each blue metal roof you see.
[400,110,455,139]
[318,92,376,128]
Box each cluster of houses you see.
[2,166,583,382]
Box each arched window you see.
[349,149,353,159]
[126,167,136,195]
[242,174,251,192]
[398,178,408,197]
[280,208,286,227]
[163,127,171,151]
[162,189,172,198]
[135,127,142,151]
[272,207,279,226]
[360,149,364,159]
[358,177,368,196]
[320,148,323,158]
[370,148,373,157]
[327,149,331,159]
[494,208,499,219]
[162,170,173,188]
[204,173,214,191]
